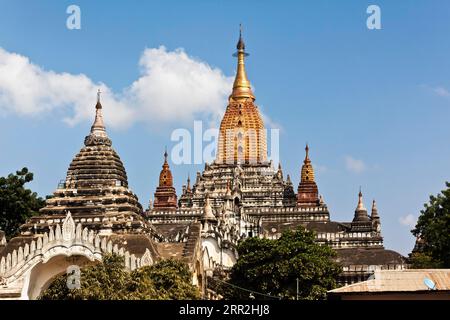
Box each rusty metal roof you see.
[329,269,450,293]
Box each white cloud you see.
[420,84,450,99]
[399,214,416,228]
[432,86,450,98]
[0,46,235,129]
[344,155,366,174]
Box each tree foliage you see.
[223,227,342,300]
[39,254,201,300]
[411,182,450,268]
[0,168,45,239]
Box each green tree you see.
[222,227,341,300]
[39,254,200,300]
[0,168,45,239]
[411,182,450,268]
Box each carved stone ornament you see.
[62,211,76,242]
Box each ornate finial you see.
[237,24,245,50]
[85,90,110,146]
[164,147,168,162]
[300,143,315,182]
[356,187,366,211]
[231,24,254,101]
[187,173,191,191]
[371,199,379,217]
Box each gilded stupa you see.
[216,26,267,164]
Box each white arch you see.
[0,212,154,299]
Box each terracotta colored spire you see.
[153,149,177,209]
[90,89,107,138]
[159,148,173,187]
[297,144,319,207]
[231,24,255,101]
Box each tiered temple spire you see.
[153,149,178,210]
[297,144,320,206]
[353,188,370,222]
[216,25,267,164]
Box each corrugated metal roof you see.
[329,269,450,293]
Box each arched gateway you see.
[0,212,154,299]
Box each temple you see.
[0,29,405,299]
[146,29,405,285]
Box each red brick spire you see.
[153,149,177,209]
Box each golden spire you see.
[301,144,315,182]
[90,89,107,137]
[231,24,255,101]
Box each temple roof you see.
[335,248,405,266]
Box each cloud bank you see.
[0,46,234,129]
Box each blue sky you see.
[1,0,449,255]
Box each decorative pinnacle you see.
[90,90,107,136]
[237,23,245,50]
[356,187,367,211]
[231,24,254,101]
[371,199,379,217]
